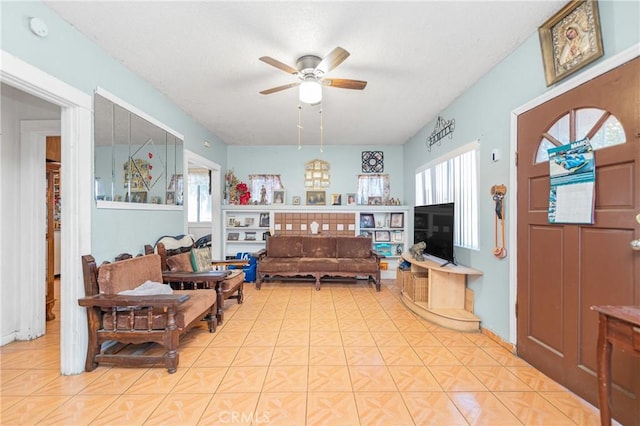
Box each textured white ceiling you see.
[44,1,565,146]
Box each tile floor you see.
[1,279,604,425]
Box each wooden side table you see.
[591,305,640,426]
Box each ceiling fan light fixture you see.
[299,79,322,104]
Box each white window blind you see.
[415,141,479,249]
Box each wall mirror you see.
[94,89,183,209]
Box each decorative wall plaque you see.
[362,151,384,173]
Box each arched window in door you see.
[535,107,627,163]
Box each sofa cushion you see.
[97,254,163,295]
[166,252,194,272]
[221,270,244,292]
[258,258,300,273]
[298,257,339,272]
[302,237,337,258]
[267,236,303,257]
[336,237,373,258]
[190,247,212,272]
[337,258,378,273]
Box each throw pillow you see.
[191,247,212,272]
[166,252,193,272]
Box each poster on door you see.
[547,137,595,224]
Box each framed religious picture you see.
[390,212,404,228]
[331,194,342,205]
[360,213,375,229]
[272,190,285,204]
[538,0,603,86]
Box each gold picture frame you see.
[538,0,603,86]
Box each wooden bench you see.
[78,253,225,373]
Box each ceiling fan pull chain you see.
[297,104,303,150]
[319,106,324,153]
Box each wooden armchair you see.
[78,253,218,373]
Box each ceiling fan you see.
[259,47,367,104]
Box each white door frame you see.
[17,120,60,340]
[1,50,93,374]
[508,44,640,344]
[184,150,222,260]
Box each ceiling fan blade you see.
[315,47,350,74]
[259,56,298,74]
[259,82,300,95]
[322,78,367,90]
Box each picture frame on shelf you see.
[227,217,236,227]
[346,193,357,205]
[126,191,147,203]
[375,230,391,242]
[538,0,603,86]
[396,244,404,255]
[273,190,285,204]
[391,230,404,242]
[259,212,270,228]
[331,194,342,205]
[390,212,404,228]
[306,190,326,206]
[367,196,382,205]
[292,195,301,205]
[360,213,375,229]
[227,232,239,241]
[245,231,256,241]
[262,231,271,240]
[244,217,255,226]
[360,230,372,238]
[165,191,175,205]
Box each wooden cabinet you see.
[399,252,482,332]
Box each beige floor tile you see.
[401,331,443,346]
[429,366,488,392]
[176,346,206,368]
[309,330,342,346]
[243,330,279,346]
[208,329,249,346]
[307,392,360,426]
[507,366,569,392]
[277,330,310,346]
[270,346,309,366]
[232,345,275,366]
[262,365,308,392]
[494,391,575,425]
[539,391,602,426]
[432,330,477,346]
[125,368,188,394]
[193,345,240,367]
[32,370,103,395]
[349,365,398,391]
[1,395,70,425]
[309,346,347,365]
[372,330,410,346]
[198,392,261,425]
[309,317,340,330]
[341,330,376,346]
[144,393,212,425]
[337,318,369,331]
[449,391,522,425]
[402,391,469,425]
[78,368,146,395]
[35,394,117,425]
[89,393,166,425]
[448,346,502,366]
[354,391,415,425]
[2,369,61,396]
[414,346,463,366]
[378,345,424,365]
[217,366,268,393]
[388,365,442,391]
[171,367,228,394]
[254,392,307,426]
[467,366,532,392]
[344,346,385,365]
[308,365,352,392]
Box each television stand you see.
[399,252,482,332]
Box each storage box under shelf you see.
[412,272,429,304]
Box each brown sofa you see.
[79,253,218,373]
[255,236,382,291]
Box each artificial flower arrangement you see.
[225,169,251,205]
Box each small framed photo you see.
[245,231,256,241]
[391,230,404,242]
[331,194,342,206]
[273,190,285,204]
[244,217,255,226]
[259,212,270,228]
[346,193,357,205]
[126,191,147,203]
[292,195,301,205]
[165,191,175,205]
[538,0,604,86]
[227,217,237,227]
[367,196,382,205]
[262,231,271,240]
[306,190,326,206]
[375,230,391,242]
[360,230,372,238]
[227,232,239,241]
[150,196,161,204]
[390,212,404,228]
[360,213,375,229]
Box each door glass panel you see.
[546,113,570,144]
[536,138,557,163]
[575,108,605,139]
[589,116,626,150]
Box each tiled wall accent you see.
[273,212,356,237]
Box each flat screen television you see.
[413,202,455,265]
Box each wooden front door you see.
[517,57,639,425]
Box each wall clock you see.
[362,151,384,173]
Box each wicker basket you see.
[412,272,429,303]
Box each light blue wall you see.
[403,0,639,340]
[1,1,228,262]
[228,144,404,204]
